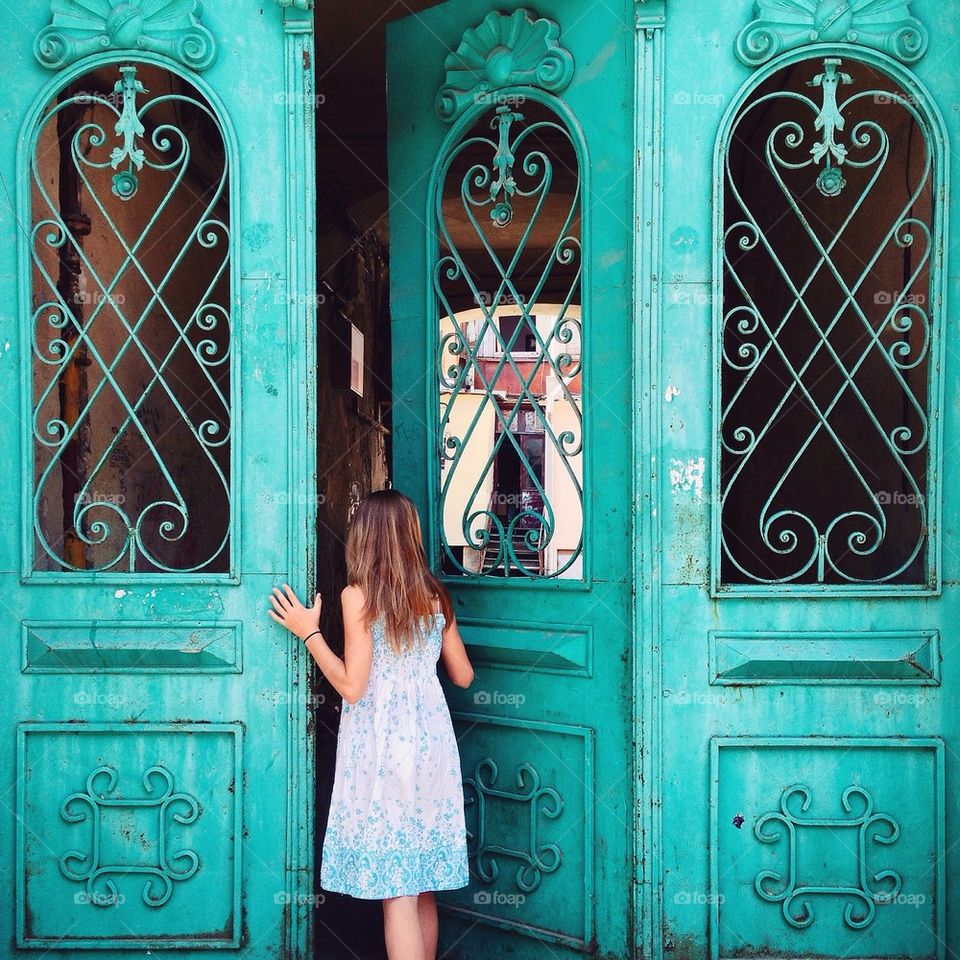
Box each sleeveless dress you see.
[320,611,470,899]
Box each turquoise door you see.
[388,2,636,958]
[652,1,959,958]
[390,1,960,958]
[0,1,316,955]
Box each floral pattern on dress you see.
[320,612,470,899]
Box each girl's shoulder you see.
[341,583,366,609]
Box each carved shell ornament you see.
[736,0,929,66]
[35,0,217,71]
[435,8,574,123]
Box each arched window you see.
[25,60,233,575]
[715,53,944,589]
[432,96,584,579]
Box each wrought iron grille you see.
[433,99,583,579]
[717,57,939,587]
[28,62,232,574]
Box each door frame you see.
[4,0,319,953]
[275,3,319,955]
[633,3,954,958]
[633,4,666,958]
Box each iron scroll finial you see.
[435,8,575,123]
[735,0,928,67]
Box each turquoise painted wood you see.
[391,1,960,959]
[0,1,316,956]
[652,1,959,958]
[388,1,637,958]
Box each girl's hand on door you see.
[268,584,322,640]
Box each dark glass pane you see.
[435,99,583,579]
[30,63,231,573]
[720,58,934,586]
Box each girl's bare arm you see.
[267,583,373,704]
[440,614,474,688]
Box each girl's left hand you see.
[268,584,322,640]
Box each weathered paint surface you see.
[390,1,960,959]
[654,1,959,958]
[388,1,635,958]
[0,1,316,957]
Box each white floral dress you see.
[320,612,470,899]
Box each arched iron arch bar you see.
[709,42,949,596]
[425,86,592,584]
[16,51,242,580]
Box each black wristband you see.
[302,629,322,645]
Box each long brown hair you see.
[345,489,453,653]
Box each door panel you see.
[0,2,316,955]
[388,2,635,957]
[657,1,957,957]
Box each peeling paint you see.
[664,384,680,403]
[599,248,625,268]
[243,221,272,252]
[669,457,705,499]
[114,589,127,599]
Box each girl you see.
[267,489,474,960]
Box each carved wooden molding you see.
[736,0,928,67]
[34,0,217,72]
[436,8,574,123]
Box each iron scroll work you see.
[27,62,232,574]
[753,784,901,930]
[431,10,584,579]
[59,765,201,908]
[716,54,942,588]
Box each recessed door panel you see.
[388,3,635,958]
[0,2,316,956]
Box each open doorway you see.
[309,4,438,957]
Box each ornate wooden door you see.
[649,1,958,957]
[388,2,637,958]
[0,1,317,955]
